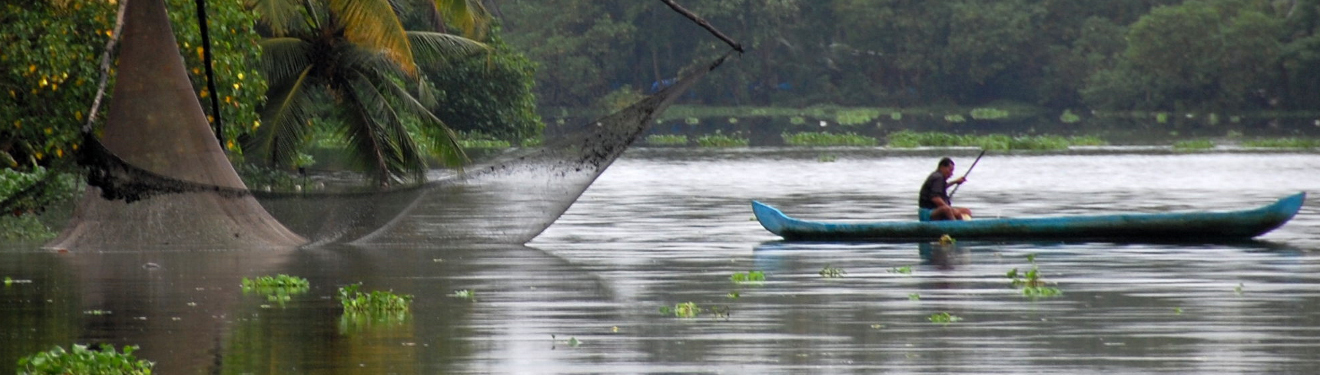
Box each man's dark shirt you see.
[918,170,949,209]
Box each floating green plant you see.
[82,310,111,316]
[908,293,921,301]
[4,276,32,286]
[789,116,806,125]
[338,283,413,314]
[928,312,963,324]
[242,274,309,289]
[17,344,154,375]
[1006,254,1062,298]
[1174,307,1183,315]
[1173,139,1214,150]
[885,130,1088,151]
[450,289,476,300]
[1235,283,1244,295]
[242,275,310,306]
[660,302,702,318]
[730,270,766,284]
[817,154,838,162]
[727,291,741,299]
[782,131,877,146]
[890,112,903,121]
[943,114,967,123]
[685,117,700,125]
[696,131,749,147]
[970,107,1009,120]
[819,265,845,278]
[835,108,880,125]
[889,266,913,275]
[644,134,689,146]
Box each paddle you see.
[948,149,985,199]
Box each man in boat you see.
[919,157,973,221]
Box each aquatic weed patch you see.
[696,132,749,147]
[17,344,154,375]
[241,274,310,305]
[885,131,1087,151]
[781,131,877,146]
[338,283,413,314]
[644,134,689,146]
[1007,254,1062,298]
[928,312,963,324]
[730,270,766,284]
[819,265,845,278]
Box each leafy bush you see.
[17,344,153,375]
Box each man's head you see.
[938,157,955,176]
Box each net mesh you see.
[41,0,731,250]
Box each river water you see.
[2,148,1319,374]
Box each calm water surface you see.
[2,149,1319,374]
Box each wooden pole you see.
[949,149,985,199]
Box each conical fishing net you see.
[38,0,732,251]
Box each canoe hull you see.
[752,193,1306,242]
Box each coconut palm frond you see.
[330,0,418,76]
[249,0,304,36]
[258,37,313,86]
[434,0,490,39]
[253,65,317,166]
[407,31,488,65]
[376,76,467,168]
[339,73,427,183]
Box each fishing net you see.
[41,0,732,251]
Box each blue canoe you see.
[752,193,1306,242]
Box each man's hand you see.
[951,176,967,185]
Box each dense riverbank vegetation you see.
[501,0,1320,115]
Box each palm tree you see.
[248,0,489,185]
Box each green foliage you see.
[834,108,879,125]
[730,270,765,284]
[644,134,689,146]
[17,344,154,375]
[1006,254,1062,298]
[943,114,967,123]
[888,266,913,275]
[249,0,486,184]
[456,132,512,149]
[817,154,838,162]
[927,312,963,324]
[241,274,310,305]
[0,0,264,166]
[0,167,78,241]
[338,283,413,314]
[819,265,845,278]
[424,27,542,145]
[781,132,877,147]
[970,107,1010,120]
[695,132,748,147]
[1060,109,1082,124]
[659,302,702,318]
[449,289,475,300]
[1173,139,1215,150]
[885,130,1087,151]
[1241,138,1320,149]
